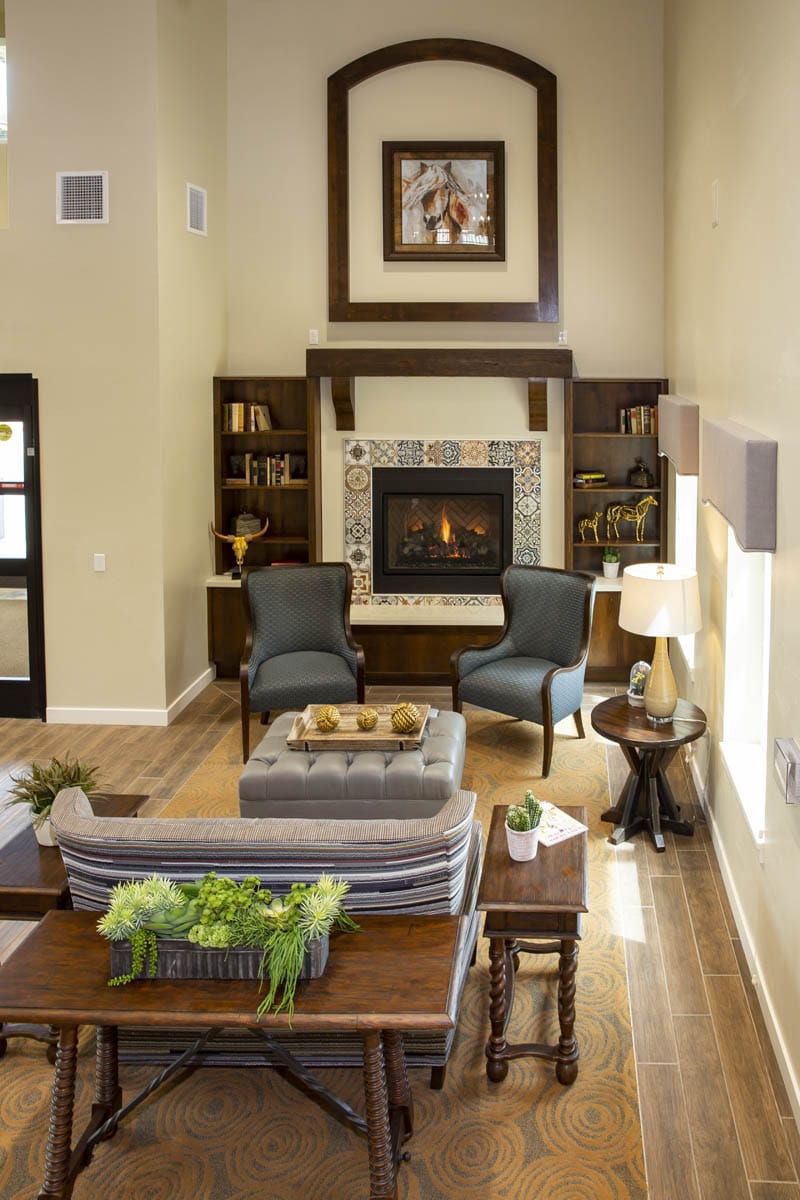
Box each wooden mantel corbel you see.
[306,347,573,433]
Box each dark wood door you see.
[0,374,45,719]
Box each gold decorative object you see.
[577,510,602,543]
[356,707,379,731]
[390,702,420,733]
[605,495,658,542]
[209,517,270,578]
[315,705,341,732]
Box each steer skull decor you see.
[210,518,269,577]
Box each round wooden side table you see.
[591,694,706,852]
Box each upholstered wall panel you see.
[701,417,777,552]
[659,393,699,475]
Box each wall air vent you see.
[56,171,109,224]
[186,183,207,235]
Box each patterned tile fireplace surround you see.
[344,438,541,608]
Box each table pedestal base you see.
[601,744,694,852]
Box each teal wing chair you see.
[240,563,365,761]
[451,565,596,777]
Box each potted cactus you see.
[602,546,621,578]
[505,790,545,861]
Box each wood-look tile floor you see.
[1,680,798,1199]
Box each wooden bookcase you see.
[208,376,321,675]
[564,378,669,681]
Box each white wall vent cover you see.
[56,171,109,224]
[187,183,207,235]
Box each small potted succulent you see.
[505,790,545,861]
[602,546,621,578]
[6,754,101,846]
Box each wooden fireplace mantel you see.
[305,346,574,432]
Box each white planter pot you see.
[505,823,540,862]
[34,816,58,847]
[602,561,620,579]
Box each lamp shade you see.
[619,564,701,638]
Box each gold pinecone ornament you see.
[356,707,379,731]
[315,705,341,732]
[391,702,420,733]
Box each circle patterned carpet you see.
[0,710,646,1199]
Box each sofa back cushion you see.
[51,787,478,917]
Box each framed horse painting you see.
[382,141,505,262]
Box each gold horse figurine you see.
[210,518,269,577]
[606,495,658,542]
[577,510,603,543]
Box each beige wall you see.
[664,0,800,1112]
[226,0,665,571]
[0,0,165,715]
[0,0,226,718]
[156,0,227,703]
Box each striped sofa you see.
[51,786,482,1086]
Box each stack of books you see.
[573,470,608,487]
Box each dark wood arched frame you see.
[328,38,559,324]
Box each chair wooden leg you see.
[260,711,270,725]
[573,708,585,739]
[542,722,554,778]
[452,684,462,713]
[241,697,250,764]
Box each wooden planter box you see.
[110,934,329,982]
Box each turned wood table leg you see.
[362,1030,397,1200]
[93,1026,122,1138]
[555,939,580,1085]
[486,936,509,1082]
[383,1030,413,1140]
[39,1024,78,1200]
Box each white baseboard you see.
[46,667,216,728]
[691,753,800,1125]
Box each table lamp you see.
[618,564,701,723]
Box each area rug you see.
[0,712,647,1200]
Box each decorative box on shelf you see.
[110,935,329,982]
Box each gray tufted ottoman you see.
[238,708,466,819]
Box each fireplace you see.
[372,467,514,595]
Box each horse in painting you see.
[401,161,474,245]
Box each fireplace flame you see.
[440,504,453,545]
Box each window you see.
[673,471,698,669]
[0,42,7,143]
[721,526,772,843]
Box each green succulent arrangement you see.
[97,871,358,1020]
[602,546,621,563]
[506,789,544,832]
[7,754,101,828]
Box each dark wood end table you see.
[477,804,588,1086]
[0,909,459,1200]
[591,694,707,852]
[0,793,146,1061]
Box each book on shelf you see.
[574,470,607,487]
[221,401,274,433]
[537,802,588,848]
[618,405,659,436]
[254,403,272,431]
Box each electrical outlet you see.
[93,553,106,572]
[557,329,568,345]
[308,329,319,345]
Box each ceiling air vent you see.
[56,171,109,224]
[187,183,207,235]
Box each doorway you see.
[0,374,45,718]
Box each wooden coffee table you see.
[591,694,707,851]
[477,805,588,1085]
[0,793,146,1059]
[0,909,459,1200]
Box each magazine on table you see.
[538,801,588,847]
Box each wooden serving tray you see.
[287,703,431,751]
